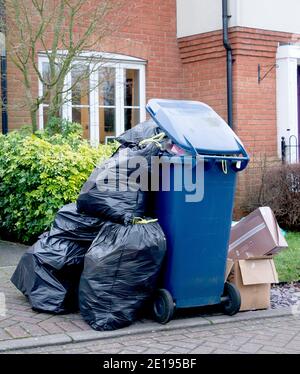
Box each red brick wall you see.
[231,27,300,156]
[179,31,227,120]
[178,27,300,156]
[6,0,183,130]
[102,0,183,101]
[178,27,300,216]
[232,28,300,214]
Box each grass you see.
[274,232,300,282]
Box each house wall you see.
[177,0,300,215]
[178,27,298,155]
[177,0,300,37]
[6,0,183,131]
[176,0,231,37]
[5,0,300,216]
[178,26,300,215]
[179,30,227,120]
[236,0,300,35]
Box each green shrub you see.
[243,163,300,231]
[34,118,85,149]
[0,129,116,243]
[43,117,83,138]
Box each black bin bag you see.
[116,119,160,146]
[11,203,104,313]
[10,242,82,313]
[79,219,167,331]
[49,203,104,244]
[76,142,161,223]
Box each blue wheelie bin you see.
[146,99,249,323]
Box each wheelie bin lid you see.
[146,99,246,155]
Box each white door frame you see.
[276,44,300,162]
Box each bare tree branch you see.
[4,0,133,132]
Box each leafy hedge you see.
[0,129,115,243]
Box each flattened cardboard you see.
[226,257,279,311]
[238,258,279,285]
[228,207,288,260]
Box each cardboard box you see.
[225,258,234,281]
[226,257,279,311]
[228,207,288,260]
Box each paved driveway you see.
[1,240,299,354]
[3,315,300,354]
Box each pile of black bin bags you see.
[11,203,104,314]
[11,119,167,331]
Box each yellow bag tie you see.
[139,132,166,149]
[133,217,158,225]
[221,160,228,174]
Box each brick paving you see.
[3,315,300,354]
[0,266,92,340]
[1,242,300,354]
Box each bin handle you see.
[201,154,249,172]
[184,134,249,172]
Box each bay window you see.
[38,53,146,144]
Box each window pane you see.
[42,62,62,105]
[124,108,140,131]
[124,69,140,107]
[42,62,50,104]
[99,107,116,143]
[72,107,90,139]
[99,67,115,106]
[71,65,90,106]
[43,106,49,127]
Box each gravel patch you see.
[271,282,300,309]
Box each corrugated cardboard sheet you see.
[228,207,288,259]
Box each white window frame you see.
[38,52,146,145]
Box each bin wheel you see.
[153,289,175,324]
[221,282,241,316]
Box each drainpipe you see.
[0,32,8,134]
[222,0,233,129]
[0,0,7,134]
